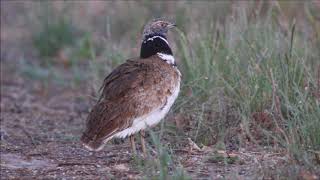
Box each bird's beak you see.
[168,23,177,29]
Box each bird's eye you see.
[159,22,166,27]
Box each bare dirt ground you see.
[1,62,318,179]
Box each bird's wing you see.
[82,56,179,146]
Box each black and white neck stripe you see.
[140,33,173,59]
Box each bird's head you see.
[142,18,176,39]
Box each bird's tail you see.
[80,132,105,152]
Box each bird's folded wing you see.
[83,57,178,143]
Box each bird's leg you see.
[140,130,147,156]
[130,135,137,154]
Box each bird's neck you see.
[140,33,173,59]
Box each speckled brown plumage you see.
[81,55,180,150]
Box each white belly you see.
[113,78,180,139]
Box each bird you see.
[81,18,181,155]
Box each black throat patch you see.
[140,34,173,59]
